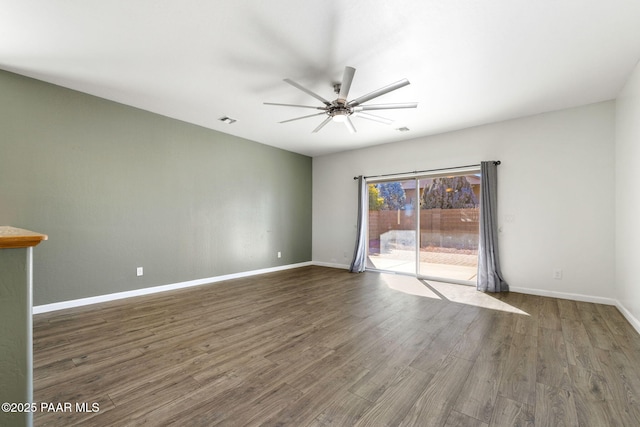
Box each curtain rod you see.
[353,161,500,180]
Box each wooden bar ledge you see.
[0,226,48,249]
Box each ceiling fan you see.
[264,66,417,133]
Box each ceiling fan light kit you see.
[265,66,417,133]
[331,110,349,122]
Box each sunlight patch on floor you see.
[382,274,442,299]
[381,274,529,315]
[428,280,529,315]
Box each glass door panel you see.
[366,180,417,274]
[418,173,480,283]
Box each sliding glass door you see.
[417,173,480,283]
[366,179,416,274]
[366,171,481,285]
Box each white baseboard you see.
[33,262,313,314]
[615,301,640,336]
[508,286,617,306]
[312,261,350,270]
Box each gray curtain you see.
[350,176,367,273]
[477,161,509,292]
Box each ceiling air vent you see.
[218,116,237,124]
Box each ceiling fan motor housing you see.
[329,99,353,121]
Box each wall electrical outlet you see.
[136,267,144,277]
[277,251,281,258]
[553,269,562,280]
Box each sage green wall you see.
[0,248,28,427]
[0,70,312,306]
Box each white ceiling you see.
[2,1,640,157]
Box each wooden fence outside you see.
[368,208,480,250]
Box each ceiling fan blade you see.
[354,102,418,111]
[264,102,326,110]
[354,112,394,125]
[279,112,327,124]
[337,66,356,102]
[344,116,357,133]
[348,79,410,107]
[284,78,331,106]
[312,116,333,133]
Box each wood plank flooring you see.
[33,266,640,426]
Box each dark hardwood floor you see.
[33,266,640,426]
